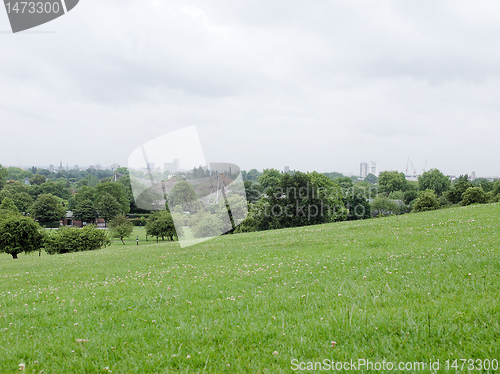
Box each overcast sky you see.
[1,0,499,177]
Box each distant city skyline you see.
[2,161,498,180]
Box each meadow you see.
[0,203,499,373]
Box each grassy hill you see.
[1,203,499,373]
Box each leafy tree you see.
[0,216,44,259]
[72,199,98,223]
[109,215,134,244]
[96,193,122,225]
[0,197,19,213]
[343,186,371,220]
[418,169,450,196]
[461,187,487,206]
[258,169,282,191]
[7,167,33,182]
[167,181,201,213]
[370,197,399,216]
[378,171,408,194]
[445,175,473,204]
[44,225,111,255]
[243,180,262,204]
[94,182,130,214]
[257,172,346,231]
[242,169,262,182]
[472,178,493,193]
[146,211,179,241]
[412,190,439,212]
[0,164,7,190]
[403,190,418,205]
[31,194,65,224]
[29,174,47,185]
[365,173,378,184]
[492,179,500,198]
[39,180,71,200]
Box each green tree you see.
[94,182,130,214]
[364,173,378,184]
[243,180,262,204]
[0,216,44,259]
[72,199,98,224]
[167,181,201,213]
[258,169,282,191]
[146,211,179,241]
[109,215,134,244]
[492,179,500,198]
[31,194,65,224]
[96,193,122,225]
[412,190,439,212]
[29,174,47,186]
[0,197,19,213]
[403,190,418,205]
[0,164,8,190]
[371,197,399,216]
[418,169,450,196]
[461,187,487,206]
[445,175,473,204]
[7,167,33,182]
[378,171,408,194]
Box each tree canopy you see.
[418,169,450,196]
[31,194,65,224]
[378,171,408,194]
[0,216,44,259]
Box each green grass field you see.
[1,204,499,373]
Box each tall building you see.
[164,162,174,173]
[284,166,290,173]
[173,158,180,173]
[369,161,378,176]
[360,162,368,177]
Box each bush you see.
[412,190,439,212]
[44,225,111,255]
[461,187,487,206]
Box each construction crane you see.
[405,156,410,177]
[410,160,417,178]
[422,158,428,174]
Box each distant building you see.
[173,158,180,173]
[49,164,54,172]
[111,163,120,171]
[73,165,79,170]
[470,171,476,181]
[147,162,155,170]
[369,161,378,176]
[360,162,368,177]
[284,166,290,173]
[164,162,174,173]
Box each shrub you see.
[461,187,487,206]
[44,225,111,255]
[412,190,439,212]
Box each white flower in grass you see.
[272,351,278,355]
[19,363,25,370]
[331,341,337,348]
[186,355,191,359]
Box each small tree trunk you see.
[12,253,18,259]
[121,237,125,245]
